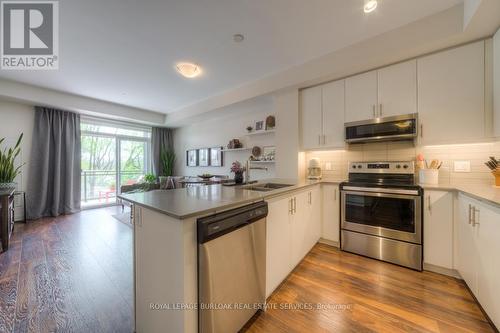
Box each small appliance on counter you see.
[307,158,322,180]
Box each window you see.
[81,117,151,207]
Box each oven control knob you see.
[403,164,409,169]
[352,165,356,169]
[357,165,362,169]
[396,164,401,169]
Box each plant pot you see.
[493,171,500,187]
[234,172,244,184]
[159,176,168,189]
[0,182,16,190]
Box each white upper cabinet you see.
[418,41,485,144]
[494,28,500,137]
[377,60,417,117]
[345,70,378,123]
[300,85,323,150]
[322,80,345,147]
[423,190,453,269]
[300,80,345,150]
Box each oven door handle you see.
[341,186,420,196]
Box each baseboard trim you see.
[319,238,339,248]
[423,263,461,279]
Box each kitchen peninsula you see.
[119,179,330,333]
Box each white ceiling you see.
[0,0,463,114]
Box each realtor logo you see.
[1,1,58,69]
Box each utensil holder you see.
[419,169,439,185]
[493,170,500,186]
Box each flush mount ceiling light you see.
[364,0,378,13]
[175,62,202,78]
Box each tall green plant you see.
[0,133,24,183]
[160,149,176,176]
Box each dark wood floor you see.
[0,207,495,333]
[0,206,133,333]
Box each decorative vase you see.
[234,171,244,184]
[159,176,168,189]
[0,182,16,190]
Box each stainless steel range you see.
[340,161,423,270]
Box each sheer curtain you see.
[27,107,81,219]
[151,127,173,176]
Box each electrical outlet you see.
[325,162,332,171]
[454,161,471,172]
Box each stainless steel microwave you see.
[344,113,418,144]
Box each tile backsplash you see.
[305,140,500,186]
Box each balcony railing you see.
[81,170,145,203]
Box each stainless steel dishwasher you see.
[197,201,268,333]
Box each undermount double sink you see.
[242,183,294,192]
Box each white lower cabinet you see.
[265,194,293,297]
[423,190,453,269]
[321,184,340,244]
[266,186,321,297]
[457,193,500,328]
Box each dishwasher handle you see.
[197,201,268,244]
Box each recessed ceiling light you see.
[364,0,378,13]
[233,34,244,42]
[175,62,202,78]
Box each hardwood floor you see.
[0,207,496,333]
[0,206,133,333]
[245,244,496,333]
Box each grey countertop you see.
[422,183,500,207]
[119,178,341,220]
[121,178,500,219]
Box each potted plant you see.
[0,134,24,189]
[160,149,176,189]
[230,161,246,184]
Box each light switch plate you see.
[454,160,471,172]
[325,162,332,171]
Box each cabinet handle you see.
[468,204,472,224]
[427,195,431,213]
[289,199,293,215]
[379,104,382,116]
[334,188,337,201]
[293,197,297,214]
[372,105,376,118]
[308,192,312,204]
[322,135,326,145]
[318,135,321,145]
[420,124,423,138]
[472,207,480,227]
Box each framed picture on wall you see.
[255,120,264,132]
[210,147,223,167]
[199,148,209,167]
[187,149,198,167]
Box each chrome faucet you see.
[245,160,268,183]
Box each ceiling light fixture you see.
[364,0,378,13]
[175,62,202,78]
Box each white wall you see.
[173,97,276,180]
[0,100,34,192]
[274,89,300,180]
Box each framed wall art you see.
[198,148,209,167]
[210,147,223,167]
[186,149,198,167]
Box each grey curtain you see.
[151,127,173,176]
[27,107,81,219]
